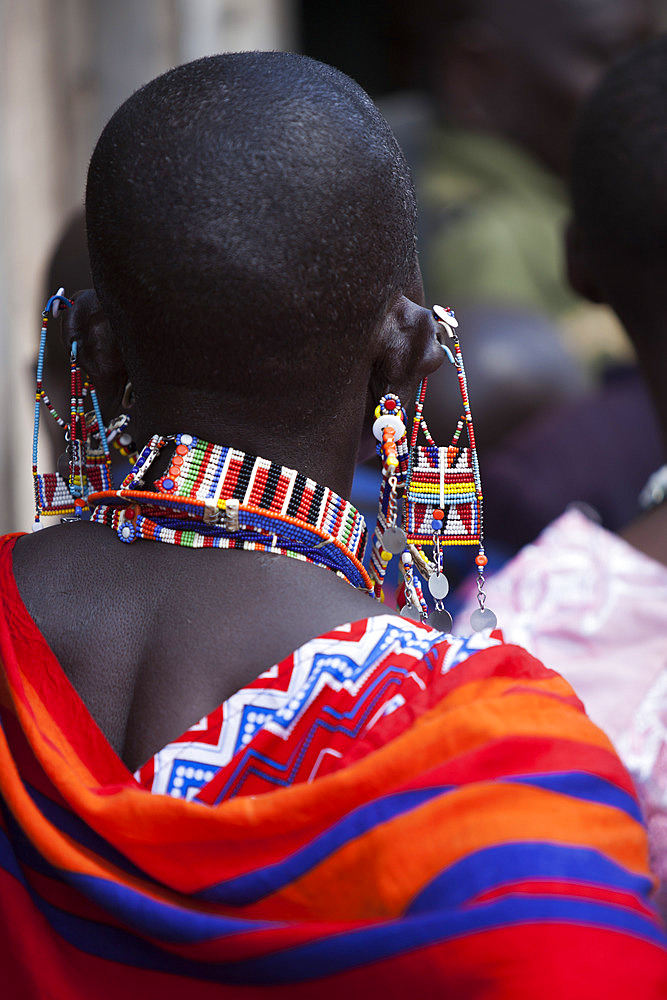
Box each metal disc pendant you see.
[428,608,453,633]
[428,571,450,600]
[400,604,422,622]
[383,525,407,554]
[470,607,498,632]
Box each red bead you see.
[385,399,397,411]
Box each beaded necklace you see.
[89,433,372,594]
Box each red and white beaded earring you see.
[370,305,497,634]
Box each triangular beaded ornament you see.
[32,290,133,528]
[370,305,497,634]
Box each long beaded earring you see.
[32,289,134,528]
[370,305,497,634]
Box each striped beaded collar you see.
[88,434,371,592]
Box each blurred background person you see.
[407,0,664,562]
[416,0,653,368]
[455,35,667,919]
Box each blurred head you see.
[420,0,654,175]
[567,35,667,410]
[85,52,437,426]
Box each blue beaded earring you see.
[32,289,135,528]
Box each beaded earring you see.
[32,290,135,528]
[370,305,497,634]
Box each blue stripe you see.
[0,813,277,944]
[202,769,646,905]
[1,821,664,985]
[505,772,643,824]
[406,842,655,914]
[198,786,447,903]
[226,889,667,985]
[25,782,154,883]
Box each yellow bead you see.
[374,405,382,418]
[386,455,399,468]
[380,549,392,562]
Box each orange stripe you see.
[7,677,619,861]
[254,783,651,921]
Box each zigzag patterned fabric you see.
[405,444,479,544]
[0,532,666,998]
[134,613,501,799]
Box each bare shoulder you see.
[13,522,136,615]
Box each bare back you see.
[11,522,386,772]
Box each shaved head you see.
[86,52,417,408]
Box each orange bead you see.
[433,508,445,519]
[475,554,488,566]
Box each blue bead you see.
[431,518,443,530]
[163,478,174,490]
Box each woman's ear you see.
[62,289,128,414]
[371,295,445,399]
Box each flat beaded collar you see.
[88,434,372,593]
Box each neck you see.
[131,383,371,501]
[615,318,667,458]
[90,432,372,592]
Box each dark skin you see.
[566,222,667,568]
[12,283,445,773]
[434,0,654,177]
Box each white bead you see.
[372,413,405,442]
[180,434,193,445]
[52,287,65,317]
[433,304,458,328]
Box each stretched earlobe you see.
[62,289,127,386]
[374,295,446,390]
[61,288,128,419]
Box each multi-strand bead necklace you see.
[89,434,372,594]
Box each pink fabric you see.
[455,507,667,917]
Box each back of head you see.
[571,34,667,262]
[86,52,416,407]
